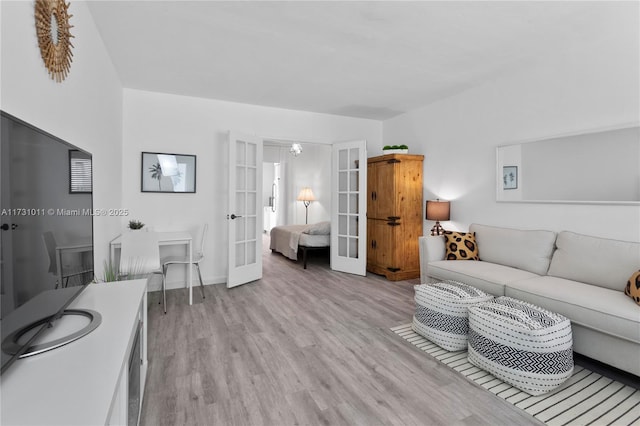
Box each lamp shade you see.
[297,187,316,202]
[426,199,450,221]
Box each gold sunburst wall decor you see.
[35,0,74,82]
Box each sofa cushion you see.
[625,270,640,306]
[428,260,539,297]
[469,224,557,275]
[547,231,640,291]
[506,276,640,344]
[444,231,479,260]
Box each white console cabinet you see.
[1,280,148,426]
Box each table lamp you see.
[426,199,450,236]
[297,187,316,224]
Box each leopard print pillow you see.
[624,270,640,306]
[444,231,479,260]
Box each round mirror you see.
[50,13,59,45]
[35,0,74,81]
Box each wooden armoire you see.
[367,153,424,281]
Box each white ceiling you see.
[87,1,634,120]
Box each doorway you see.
[228,133,366,288]
[262,162,281,234]
[261,140,332,263]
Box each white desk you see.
[55,240,93,287]
[110,231,194,305]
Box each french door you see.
[227,132,263,288]
[331,140,367,275]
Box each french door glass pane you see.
[338,215,347,234]
[339,171,348,191]
[235,217,246,241]
[236,166,246,190]
[349,171,358,191]
[246,192,256,217]
[235,242,246,267]
[236,142,246,164]
[247,167,257,191]
[338,194,347,214]
[247,241,257,264]
[349,148,358,166]
[349,194,358,214]
[338,236,347,256]
[247,143,257,167]
[247,217,257,240]
[348,238,358,258]
[349,216,358,236]
[339,150,348,170]
[236,192,245,215]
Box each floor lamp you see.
[426,199,450,236]
[297,187,316,224]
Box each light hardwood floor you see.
[140,237,542,426]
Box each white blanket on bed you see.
[269,222,330,261]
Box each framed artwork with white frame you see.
[141,152,196,193]
[503,166,518,190]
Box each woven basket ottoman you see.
[412,281,494,351]
[467,297,574,396]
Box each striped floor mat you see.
[391,324,640,426]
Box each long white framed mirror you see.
[496,124,640,205]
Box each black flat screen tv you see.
[0,111,95,375]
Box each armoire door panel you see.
[374,161,397,219]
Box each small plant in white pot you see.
[128,219,145,230]
[383,144,409,154]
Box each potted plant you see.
[95,259,145,283]
[97,259,119,282]
[128,219,145,230]
[383,144,409,154]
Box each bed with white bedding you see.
[269,221,330,268]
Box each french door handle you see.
[229,214,242,220]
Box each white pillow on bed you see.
[304,221,331,235]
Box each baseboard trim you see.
[146,275,227,291]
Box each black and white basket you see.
[467,297,574,396]
[412,281,494,351]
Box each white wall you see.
[122,89,381,288]
[1,1,123,275]
[288,143,332,225]
[383,10,640,242]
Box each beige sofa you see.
[419,223,640,377]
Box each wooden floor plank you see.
[140,235,542,425]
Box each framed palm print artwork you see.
[141,152,196,193]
